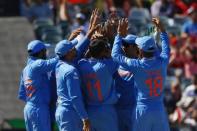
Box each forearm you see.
[112,35,123,62]
[72,98,88,120]
[160,32,170,60]
[75,37,90,58]
[112,35,129,66]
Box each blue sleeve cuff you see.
[115,34,123,40]
[160,32,168,38]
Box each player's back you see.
[133,56,167,109]
[55,60,78,107]
[22,58,51,105]
[114,66,136,108]
[78,58,118,105]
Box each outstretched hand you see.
[86,8,100,38]
[91,23,107,40]
[152,18,165,32]
[68,28,82,41]
[117,18,128,37]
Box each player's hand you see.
[91,23,106,40]
[152,18,165,32]
[86,8,100,38]
[91,32,104,40]
[108,9,119,27]
[82,119,91,131]
[68,28,82,41]
[117,18,128,37]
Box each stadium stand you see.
[0,17,34,130]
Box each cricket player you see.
[55,9,99,131]
[114,34,138,131]
[111,18,170,131]
[55,40,90,131]
[18,40,58,131]
[78,39,119,131]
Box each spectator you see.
[50,0,60,24]
[171,80,182,103]
[71,12,89,35]
[184,105,197,130]
[20,0,32,17]
[181,4,197,45]
[169,35,185,70]
[176,74,197,130]
[151,0,162,17]
[183,47,197,79]
[27,0,53,22]
[159,0,177,17]
[173,0,190,15]
[178,74,197,109]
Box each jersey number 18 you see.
[145,76,163,97]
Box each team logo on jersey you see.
[24,79,36,98]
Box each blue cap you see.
[55,39,78,57]
[135,36,156,52]
[122,34,137,44]
[27,40,50,55]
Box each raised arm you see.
[111,18,139,71]
[152,18,170,64]
[75,9,100,59]
[33,57,58,74]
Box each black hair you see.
[122,40,137,48]
[141,50,154,58]
[88,39,109,58]
[28,49,46,59]
[28,50,41,57]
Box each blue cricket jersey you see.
[55,61,88,119]
[18,56,58,105]
[55,37,91,119]
[114,66,136,109]
[78,58,119,105]
[112,32,170,109]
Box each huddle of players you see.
[18,8,170,131]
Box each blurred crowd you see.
[19,0,197,131]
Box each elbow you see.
[111,54,120,63]
[111,52,115,58]
[111,52,117,60]
[111,49,118,58]
[18,95,26,102]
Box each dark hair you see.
[141,50,154,58]
[122,41,136,48]
[88,39,109,58]
[28,50,41,57]
[28,49,46,58]
[122,41,130,48]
